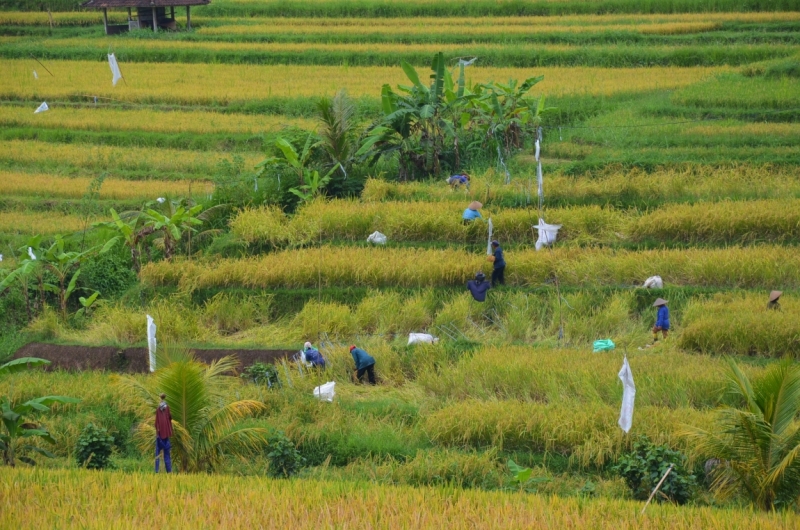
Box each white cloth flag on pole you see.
[146,314,157,372]
[27,247,37,260]
[34,102,49,114]
[534,218,561,251]
[108,53,123,87]
[534,139,540,162]
[618,356,636,433]
[33,70,39,80]
[486,217,494,255]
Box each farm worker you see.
[303,341,326,368]
[447,173,470,189]
[350,345,376,385]
[462,201,483,223]
[489,240,506,286]
[767,290,782,311]
[652,298,670,342]
[467,271,491,302]
[155,393,173,473]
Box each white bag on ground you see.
[408,333,438,346]
[367,231,387,245]
[108,53,123,87]
[34,102,49,114]
[618,357,636,433]
[534,218,561,251]
[313,381,336,402]
[643,275,663,289]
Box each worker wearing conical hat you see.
[652,298,670,343]
[767,291,782,311]
[462,201,483,223]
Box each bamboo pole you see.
[641,464,674,515]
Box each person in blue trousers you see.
[155,393,173,473]
[652,298,670,342]
[350,345,376,385]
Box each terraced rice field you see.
[2,0,800,526]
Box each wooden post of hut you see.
[80,0,209,34]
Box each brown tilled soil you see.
[13,343,296,373]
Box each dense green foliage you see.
[74,422,114,470]
[613,436,696,504]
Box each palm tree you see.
[684,357,800,510]
[115,354,269,473]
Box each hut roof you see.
[82,0,209,8]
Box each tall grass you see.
[0,210,96,235]
[231,200,625,246]
[0,59,727,107]
[3,467,795,529]
[141,245,800,291]
[679,293,800,357]
[361,165,800,209]
[0,170,204,200]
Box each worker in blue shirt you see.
[652,298,670,342]
[489,240,505,286]
[467,271,491,302]
[302,341,326,368]
[462,201,483,223]
[349,345,376,385]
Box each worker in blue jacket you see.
[462,201,483,223]
[350,345,376,385]
[303,341,326,368]
[489,240,506,286]
[467,271,491,302]
[652,298,670,342]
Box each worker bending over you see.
[350,345,377,385]
[652,298,670,342]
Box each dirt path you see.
[13,343,296,373]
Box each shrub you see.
[241,362,281,389]
[613,436,695,505]
[267,430,305,478]
[75,423,115,470]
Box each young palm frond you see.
[114,353,268,473]
[317,89,357,174]
[683,357,800,510]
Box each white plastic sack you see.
[146,314,157,373]
[33,70,38,80]
[34,102,49,114]
[618,357,636,433]
[367,231,387,245]
[313,381,336,402]
[108,53,123,87]
[643,276,664,289]
[534,218,561,251]
[408,333,438,346]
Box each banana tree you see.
[142,201,205,260]
[0,259,39,323]
[469,76,555,160]
[358,52,463,180]
[40,235,114,320]
[257,136,339,203]
[1,357,80,467]
[95,209,155,273]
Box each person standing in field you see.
[489,240,506,287]
[652,298,670,342]
[350,345,376,385]
[155,393,173,473]
[467,271,491,302]
[767,290,782,311]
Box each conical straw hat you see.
[468,201,482,210]
[652,298,668,307]
[769,290,783,302]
